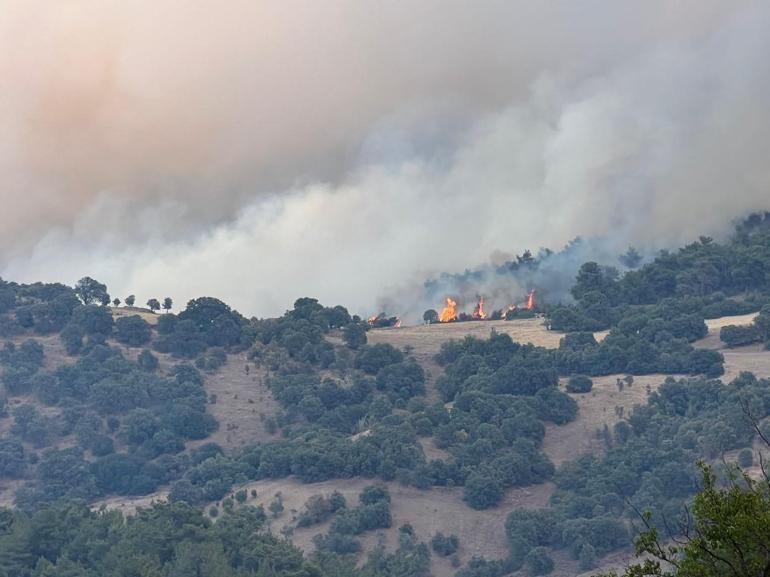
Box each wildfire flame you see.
[472,296,487,319]
[439,297,457,322]
[367,315,378,326]
[394,318,402,328]
[526,289,536,310]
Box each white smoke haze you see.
[2,0,770,319]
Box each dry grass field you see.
[368,318,563,353]
[543,374,675,466]
[189,354,281,451]
[111,306,160,325]
[215,477,553,577]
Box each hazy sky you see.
[1,1,769,317]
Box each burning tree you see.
[367,313,401,328]
[472,296,487,319]
[438,298,457,322]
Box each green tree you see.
[163,297,173,313]
[343,323,367,350]
[619,247,643,269]
[112,298,121,307]
[602,462,770,577]
[74,277,109,305]
[423,309,439,324]
[147,298,161,313]
[464,473,503,510]
[114,315,152,347]
[125,294,136,307]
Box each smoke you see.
[2,1,769,318]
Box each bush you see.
[114,316,152,347]
[431,532,459,556]
[464,474,503,510]
[354,344,403,375]
[738,448,754,468]
[566,374,593,393]
[524,547,554,575]
[720,324,761,347]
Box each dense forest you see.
[2,214,770,576]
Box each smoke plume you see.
[1,1,769,318]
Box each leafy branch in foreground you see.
[599,407,770,577]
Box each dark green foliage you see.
[455,557,514,577]
[156,312,178,334]
[430,532,459,556]
[0,339,44,394]
[297,492,347,527]
[0,440,25,477]
[463,473,503,509]
[0,500,337,577]
[11,405,52,447]
[195,347,227,371]
[376,360,425,400]
[738,448,753,467]
[343,322,368,349]
[59,322,85,354]
[153,318,208,358]
[74,276,109,305]
[720,324,760,347]
[114,315,152,346]
[178,296,248,348]
[355,344,404,375]
[137,348,159,371]
[601,460,770,577]
[69,304,114,335]
[566,374,593,393]
[719,305,770,347]
[314,486,392,555]
[524,547,554,575]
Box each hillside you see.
[4,226,770,577]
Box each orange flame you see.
[367,315,378,326]
[526,289,536,310]
[439,297,457,322]
[472,296,487,319]
[394,318,402,328]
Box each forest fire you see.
[432,289,537,324]
[472,296,487,319]
[439,297,457,322]
[368,313,401,328]
[526,289,536,310]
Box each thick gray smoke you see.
[1,1,769,318]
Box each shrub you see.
[114,316,152,347]
[566,374,593,393]
[720,324,761,347]
[464,473,503,510]
[524,547,554,575]
[738,448,754,468]
[431,532,459,556]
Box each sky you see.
[1,0,769,318]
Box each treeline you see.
[0,498,432,577]
[550,216,770,333]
